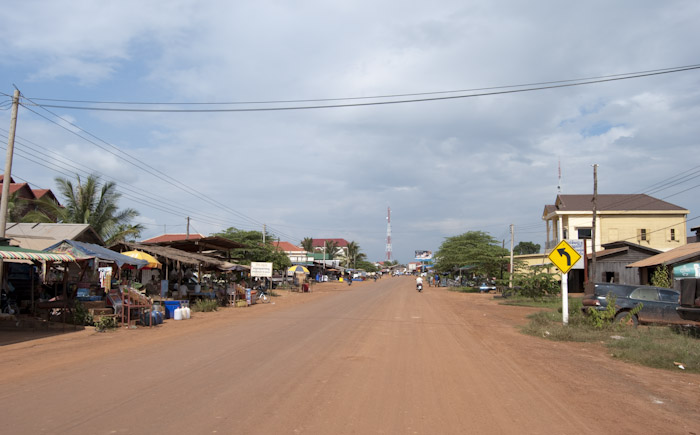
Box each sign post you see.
[548,240,582,325]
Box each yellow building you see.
[543,194,688,255]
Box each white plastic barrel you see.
[174,307,183,321]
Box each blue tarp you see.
[44,239,148,269]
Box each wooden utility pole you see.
[186,217,190,239]
[0,89,20,238]
[590,164,598,284]
[0,89,20,282]
[509,224,514,289]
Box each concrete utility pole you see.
[262,224,266,244]
[509,224,514,289]
[0,89,20,239]
[186,216,190,239]
[590,164,598,284]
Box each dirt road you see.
[1,277,700,434]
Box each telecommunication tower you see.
[385,206,392,261]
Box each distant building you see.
[311,238,349,258]
[275,241,313,264]
[0,174,62,221]
[141,233,205,244]
[543,194,688,254]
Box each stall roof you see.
[112,242,240,270]
[143,236,246,253]
[0,240,75,262]
[5,222,104,250]
[46,240,148,269]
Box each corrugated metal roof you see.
[552,194,687,212]
[141,233,205,243]
[5,223,103,250]
[627,243,700,268]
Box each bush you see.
[192,299,219,312]
[72,302,94,326]
[512,268,559,299]
[95,316,118,332]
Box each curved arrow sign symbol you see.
[557,248,571,266]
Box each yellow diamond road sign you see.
[548,240,582,274]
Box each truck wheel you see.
[614,311,638,328]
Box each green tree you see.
[650,264,672,288]
[323,240,339,260]
[213,227,291,270]
[513,241,541,255]
[356,260,378,272]
[23,174,143,245]
[301,237,314,254]
[345,241,366,268]
[434,231,508,277]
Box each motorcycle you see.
[416,283,423,292]
[1,291,19,315]
[347,276,353,286]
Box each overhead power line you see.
[17,64,700,113]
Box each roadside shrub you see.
[95,316,118,332]
[72,302,94,326]
[650,263,672,288]
[512,268,559,299]
[192,299,218,312]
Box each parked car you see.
[677,278,700,321]
[479,282,496,293]
[582,283,695,327]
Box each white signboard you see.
[250,262,273,278]
[566,239,585,270]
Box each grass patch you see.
[192,299,219,312]
[522,297,700,373]
[448,286,481,293]
[499,296,561,309]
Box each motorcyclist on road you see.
[416,276,423,292]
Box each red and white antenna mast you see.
[385,206,392,261]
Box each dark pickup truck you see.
[677,278,700,321]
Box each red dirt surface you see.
[1,277,699,434]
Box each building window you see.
[670,229,676,241]
[577,228,592,239]
[638,228,648,241]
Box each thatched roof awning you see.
[113,242,230,269]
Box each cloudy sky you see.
[1,1,700,263]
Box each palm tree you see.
[345,241,367,268]
[24,174,143,245]
[323,240,339,260]
[346,241,359,268]
[301,237,314,254]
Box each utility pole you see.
[186,216,190,239]
[509,224,514,289]
[262,224,266,244]
[0,89,20,239]
[0,89,19,284]
[590,164,598,285]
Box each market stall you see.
[44,239,149,326]
[0,238,76,318]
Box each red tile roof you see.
[311,238,349,248]
[275,241,304,252]
[141,233,205,244]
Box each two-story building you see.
[543,194,688,254]
[275,241,313,264]
[542,194,689,289]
